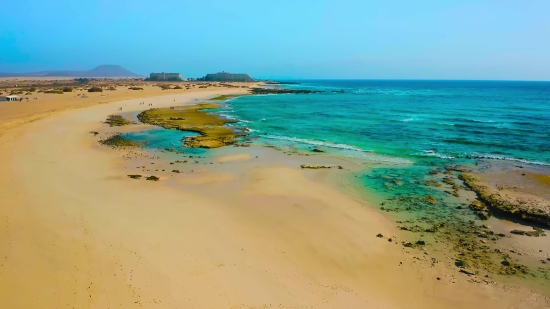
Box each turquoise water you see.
[124,127,206,155]
[220,80,550,166]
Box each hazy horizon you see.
[1,0,549,81]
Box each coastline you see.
[0,87,549,308]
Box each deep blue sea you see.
[220,80,550,166]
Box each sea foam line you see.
[473,154,550,166]
[417,150,550,166]
[261,134,413,164]
[261,134,365,151]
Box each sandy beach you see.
[0,86,548,308]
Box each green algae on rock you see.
[137,103,247,148]
[99,133,146,148]
[210,94,246,101]
[105,115,135,127]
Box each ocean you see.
[220,80,550,166]
[126,80,550,215]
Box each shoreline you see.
[0,87,549,308]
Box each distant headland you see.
[0,65,142,78]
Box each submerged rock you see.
[421,195,438,205]
[425,180,442,187]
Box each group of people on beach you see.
[118,101,157,111]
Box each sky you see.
[1,0,549,80]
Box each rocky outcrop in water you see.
[137,103,247,149]
[264,81,301,85]
[250,88,323,95]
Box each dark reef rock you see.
[459,172,550,227]
[250,88,323,95]
[510,227,546,237]
[264,81,301,85]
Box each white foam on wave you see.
[399,118,414,122]
[262,134,364,151]
[469,119,495,123]
[417,150,550,166]
[420,150,456,159]
[261,134,413,164]
[217,113,237,120]
[474,154,550,166]
[335,149,414,164]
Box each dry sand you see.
[0,82,253,138]
[0,87,548,308]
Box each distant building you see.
[0,95,20,101]
[203,72,253,82]
[148,72,182,81]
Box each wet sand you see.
[0,89,548,308]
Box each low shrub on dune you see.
[88,87,103,92]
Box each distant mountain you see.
[0,65,142,78]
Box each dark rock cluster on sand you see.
[300,164,343,169]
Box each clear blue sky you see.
[1,0,549,80]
